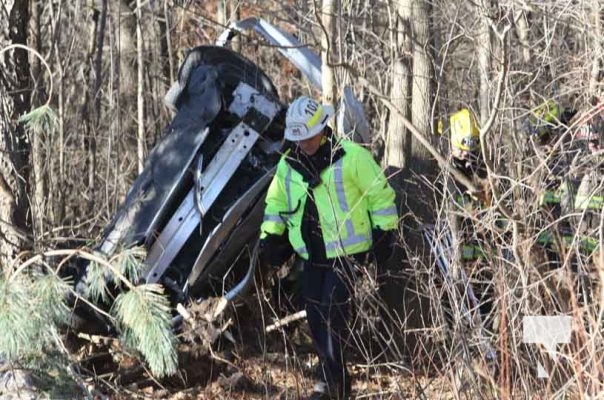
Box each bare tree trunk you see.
[588,0,602,98]
[113,0,137,199]
[0,0,32,268]
[386,0,435,173]
[385,0,411,169]
[136,0,145,173]
[157,0,173,85]
[218,0,240,52]
[80,3,97,218]
[29,0,45,242]
[477,1,492,125]
[50,0,65,224]
[410,0,433,163]
[515,10,531,64]
[229,2,241,53]
[320,0,337,109]
[382,0,437,367]
[296,0,310,43]
[217,0,228,26]
[89,0,107,211]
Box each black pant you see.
[302,257,358,396]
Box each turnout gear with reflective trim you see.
[454,193,480,210]
[575,171,604,211]
[538,180,576,208]
[525,100,575,144]
[537,231,598,253]
[260,138,398,260]
[446,151,491,267]
[540,190,562,205]
[572,164,604,252]
[462,244,486,261]
[527,100,562,139]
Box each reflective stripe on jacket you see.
[260,140,398,260]
[574,172,603,211]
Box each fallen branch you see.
[176,303,194,325]
[265,310,307,333]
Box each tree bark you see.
[0,0,32,268]
[588,0,602,99]
[385,0,435,175]
[29,0,45,242]
[410,0,434,166]
[158,0,173,84]
[217,0,228,26]
[49,0,65,224]
[382,0,438,368]
[514,10,531,64]
[477,1,492,125]
[385,0,411,169]
[320,0,337,109]
[136,0,145,173]
[88,0,107,211]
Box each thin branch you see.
[9,249,136,292]
[0,44,53,107]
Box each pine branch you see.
[0,272,70,361]
[18,105,59,135]
[111,246,146,285]
[81,259,111,303]
[31,273,72,324]
[112,284,178,378]
[8,248,177,379]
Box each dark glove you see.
[372,228,397,265]
[259,233,294,267]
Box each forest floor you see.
[102,339,453,400]
[77,303,455,400]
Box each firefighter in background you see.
[525,100,577,266]
[446,108,489,270]
[442,108,499,370]
[259,96,399,400]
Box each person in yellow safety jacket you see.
[259,96,398,400]
[445,108,489,265]
[442,108,500,369]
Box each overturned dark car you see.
[72,18,371,331]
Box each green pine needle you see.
[112,284,177,378]
[18,105,59,135]
[31,273,72,325]
[113,246,147,285]
[0,276,50,360]
[82,259,111,303]
[1,249,178,379]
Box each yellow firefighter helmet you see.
[450,108,480,151]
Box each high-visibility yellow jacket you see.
[260,139,398,260]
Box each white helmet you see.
[284,96,334,141]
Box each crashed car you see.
[73,18,371,328]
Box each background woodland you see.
[1,0,603,398]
